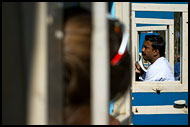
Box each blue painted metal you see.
[133,114,188,125]
[136,11,174,27]
[132,92,188,106]
[136,24,167,27]
[135,11,174,19]
[133,2,188,4]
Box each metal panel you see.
[132,3,188,12]
[133,82,187,92]
[136,26,167,31]
[133,114,188,125]
[135,18,174,25]
[133,105,188,114]
[132,92,188,106]
[135,11,174,19]
[182,12,188,90]
[168,24,174,72]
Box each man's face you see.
[141,40,154,62]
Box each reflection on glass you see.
[174,12,181,81]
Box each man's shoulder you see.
[147,57,171,73]
[157,57,168,62]
[154,57,170,67]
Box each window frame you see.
[136,25,170,70]
[131,3,188,93]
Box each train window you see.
[134,12,183,82]
[134,18,175,82]
[174,12,182,81]
[131,3,188,92]
[136,30,167,73]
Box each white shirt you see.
[140,57,175,81]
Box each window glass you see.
[174,12,182,81]
[137,30,166,74]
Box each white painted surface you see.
[133,81,188,93]
[27,2,48,125]
[136,26,167,31]
[168,24,174,72]
[174,100,186,105]
[114,2,132,125]
[132,3,188,12]
[135,18,174,25]
[182,12,188,91]
[91,2,109,125]
[132,105,188,115]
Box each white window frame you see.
[136,25,171,70]
[131,3,188,93]
[135,18,174,68]
[134,18,174,71]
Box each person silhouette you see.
[62,6,131,125]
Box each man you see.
[135,35,175,81]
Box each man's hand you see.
[135,62,141,74]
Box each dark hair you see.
[145,35,165,57]
[177,57,180,62]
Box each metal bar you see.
[131,10,137,91]
[135,18,174,25]
[136,26,167,31]
[47,2,64,125]
[27,2,48,125]
[165,28,169,60]
[182,12,188,90]
[91,2,109,125]
[122,2,132,125]
[168,24,174,72]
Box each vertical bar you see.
[115,2,123,21]
[122,2,132,125]
[182,12,188,90]
[165,28,168,60]
[180,15,182,82]
[131,10,136,89]
[122,2,131,52]
[47,2,64,125]
[168,23,174,72]
[91,2,109,125]
[27,2,48,125]
[131,7,136,126]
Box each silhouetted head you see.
[62,6,131,125]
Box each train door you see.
[131,2,188,125]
